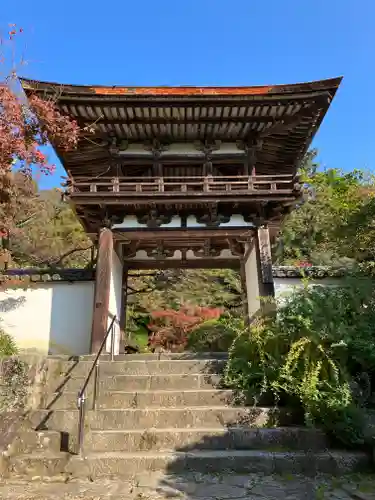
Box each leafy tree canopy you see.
[274,149,375,267]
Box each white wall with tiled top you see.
[274,277,340,304]
[0,275,339,356]
[0,281,95,355]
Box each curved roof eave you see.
[19,76,343,98]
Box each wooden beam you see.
[91,228,113,353]
[115,228,256,241]
[86,223,280,241]
[260,96,329,138]
[119,155,247,164]
[56,90,331,107]
[127,258,241,270]
[69,194,296,205]
[80,116,284,126]
[120,266,128,349]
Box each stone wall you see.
[0,354,71,412]
[0,354,74,474]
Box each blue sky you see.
[3,0,375,188]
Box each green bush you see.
[132,325,150,352]
[125,306,151,352]
[187,318,238,352]
[224,277,375,446]
[0,328,18,358]
[0,328,26,410]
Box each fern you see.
[224,277,375,446]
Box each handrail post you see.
[76,315,116,457]
[92,362,99,410]
[111,321,115,361]
[77,393,86,456]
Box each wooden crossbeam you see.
[112,228,256,240]
[79,115,286,126]
[126,258,241,270]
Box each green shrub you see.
[224,277,375,446]
[0,328,26,410]
[132,326,150,353]
[0,328,18,358]
[126,306,152,352]
[187,318,238,352]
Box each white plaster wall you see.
[274,277,340,305]
[0,282,94,355]
[113,214,254,230]
[107,250,123,355]
[113,215,182,230]
[50,282,95,356]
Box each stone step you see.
[65,359,225,378]
[99,390,235,409]
[45,390,237,410]
[103,373,224,392]
[80,352,229,361]
[10,430,62,455]
[32,407,295,432]
[90,407,292,431]
[85,427,329,453]
[65,450,370,478]
[58,373,223,393]
[6,453,70,478]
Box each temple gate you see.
[22,77,341,354]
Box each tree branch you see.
[51,244,93,267]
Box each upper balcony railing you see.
[65,174,300,197]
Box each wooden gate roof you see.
[21,77,342,178]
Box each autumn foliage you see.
[148,306,223,352]
[0,24,80,251]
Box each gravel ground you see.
[0,473,375,500]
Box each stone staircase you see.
[4,353,371,479]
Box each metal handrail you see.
[76,315,117,455]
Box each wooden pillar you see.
[91,228,113,353]
[243,227,275,321]
[240,260,249,326]
[257,227,275,298]
[120,267,129,350]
